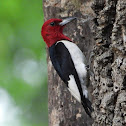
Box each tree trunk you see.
[43,0,126,126]
[92,0,126,126]
[43,0,94,126]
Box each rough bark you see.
[43,0,94,126]
[43,0,126,126]
[92,0,126,126]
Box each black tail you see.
[81,97,93,118]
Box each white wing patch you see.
[57,40,88,98]
[68,75,81,103]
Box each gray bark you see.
[43,0,94,126]
[92,0,126,126]
[43,0,126,126]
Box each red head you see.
[41,17,76,47]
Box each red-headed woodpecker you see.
[41,17,92,117]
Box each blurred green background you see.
[0,0,48,126]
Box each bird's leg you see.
[86,51,95,77]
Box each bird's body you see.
[41,17,92,117]
[49,40,88,101]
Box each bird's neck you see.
[45,33,71,47]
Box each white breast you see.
[68,75,81,102]
[57,40,88,98]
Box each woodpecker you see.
[41,17,92,117]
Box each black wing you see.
[49,42,92,117]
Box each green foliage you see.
[0,0,48,125]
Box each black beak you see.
[59,17,77,26]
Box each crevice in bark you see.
[122,75,126,90]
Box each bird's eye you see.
[50,22,55,26]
